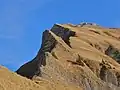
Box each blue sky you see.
[0,0,120,71]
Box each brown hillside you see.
[16,23,120,90]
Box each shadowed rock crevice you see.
[51,24,76,47]
[105,45,120,63]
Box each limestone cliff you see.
[17,23,120,90]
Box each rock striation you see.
[17,23,120,90]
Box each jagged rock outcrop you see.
[17,23,120,90]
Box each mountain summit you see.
[1,23,120,90]
[16,23,120,90]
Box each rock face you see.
[17,23,120,90]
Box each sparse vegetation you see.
[111,51,120,61]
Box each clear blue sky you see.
[0,0,120,71]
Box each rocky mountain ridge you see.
[1,22,120,90]
[17,23,120,90]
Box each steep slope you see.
[0,66,82,90]
[0,66,45,90]
[17,23,120,90]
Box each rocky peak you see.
[17,23,120,90]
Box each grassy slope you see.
[0,66,82,90]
